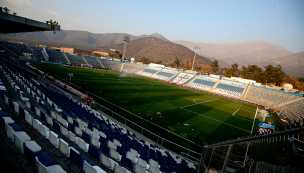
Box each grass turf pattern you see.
[32,63,280,153]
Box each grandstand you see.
[99,59,122,71]
[83,57,102,68]
[169,72,197,84]
[136,66,161,77]
[66,53,86,65]
[0,11,303,171]
[151,68,179,80]
[0,54,198,173]
[213,79,247,98]
[47,50,69,63]
[122,63,146,73]
[189,75,219,91]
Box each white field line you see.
[231,108,253,122]
[232,108,240,115]
[180,99,218,109]
[181,107,250,133]
[181,99,250,133]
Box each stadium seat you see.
[121,156,135,169]
[137,158,149,170]
[68,131,79,145]
[70,148,93,169]
[32,119,42,130]
[130,148,140,158]
[36,157,67,173]
[114,163,129,173]
[133,163,147,173]
[46,115,53,126]
[6,122,22,141]
[75,126,82,136]
[110,148,122,162]
[100,143,110,155]
[78,138,89,153]
[38,124,50,139]
[24,143,54,167]
[126,152,137,163]
[148,165,160,173]
[83,160,106,173]
[59,139,72,157]
[108,140,117,150]
[0,116,14,130]
[91,136,100,148]
[60,126,69,138]
[88,144,101,160]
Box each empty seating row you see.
[100,60,122,71]
[170,72,196,84]
[122,63,146,73]
[151,69,179,80]
[2,61,198,173]
[213,79,246,98]
[189,75,219,91]
[136,67,160,77]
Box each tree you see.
[272,65,286,86]
[183,58,197,70]
[211,60,219,74]
[114,50,120,58]
[263,65,274,84]
[140,57,149,64]
[174,57,181,68]
[231,63,239,77]
[200,65,212,74]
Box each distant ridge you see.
[174,40,293,67]
[92,37,212,66]
[0,30,169,51]
[257,51,304,77]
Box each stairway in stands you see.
[63,54,71,63]
[81,56,89,66]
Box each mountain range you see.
[90,37,212,66]
[0,30,303,77]
[0,30,169,50]
[174,40,303,77]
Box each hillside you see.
[92,37,212,66]
[257,51,304,77]
[0,30,169,51]
[174,40,293,67]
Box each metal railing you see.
[199,127,304,173]
[0,57,203,163]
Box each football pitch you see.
[32,63,264,149]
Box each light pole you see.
[122,35,130,62]
[191,46,201,71]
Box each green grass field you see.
[31,62,280,153]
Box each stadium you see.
[0,11,303,173]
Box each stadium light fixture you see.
[191,46,201,71]
[122,35,130,62]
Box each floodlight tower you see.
[191,46,201,71]
[122,35,130,62]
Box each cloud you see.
[225,33,231,35]
[46,9,61,16]
[73,19,80,23]
[3,0,34,7]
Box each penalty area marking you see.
[181,99,250,133]
[180,99,218,109]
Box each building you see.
[60,47,102,57]
[92,51,109,57]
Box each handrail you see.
[0,58,203,158]
[205,127,304,148]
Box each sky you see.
[2,0,304,53]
